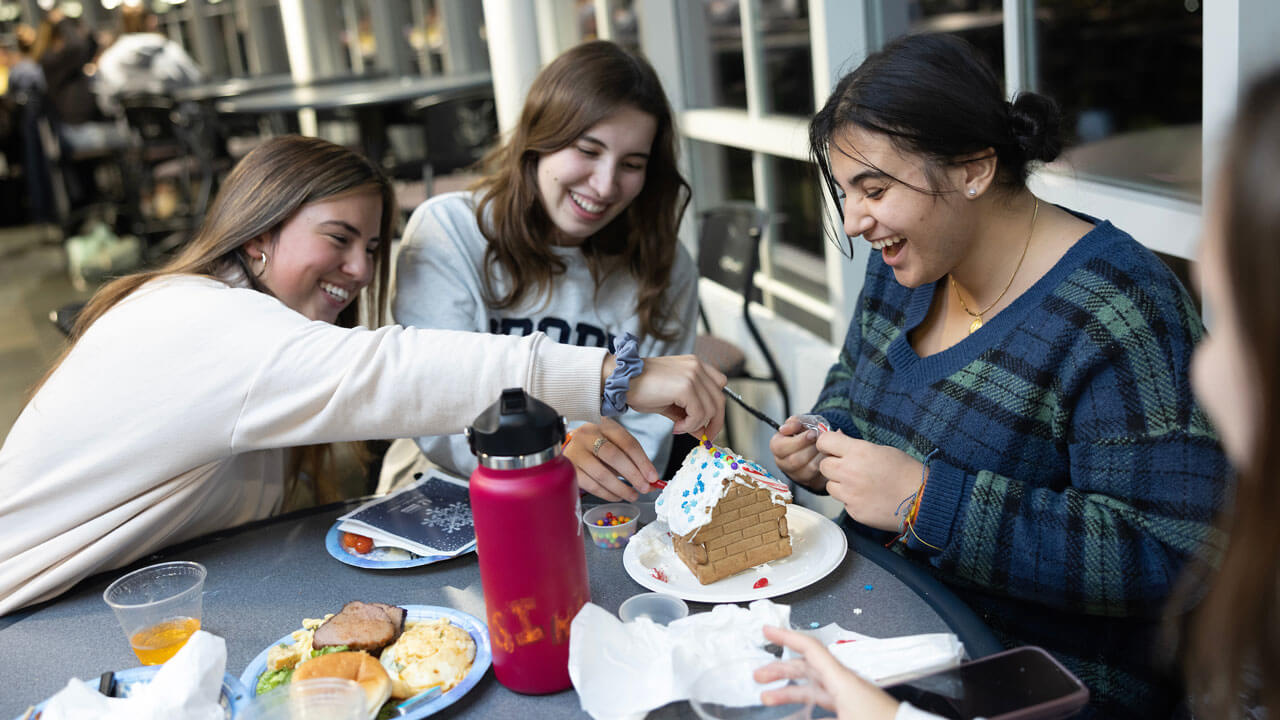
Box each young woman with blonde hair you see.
[0,135,725,616]
[394,40,697,500]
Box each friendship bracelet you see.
[602,332,643,417]
[903,449,943,551]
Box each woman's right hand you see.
[771,417,826,491]
[755,625,901,720]
[622,355,727,440]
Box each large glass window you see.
[1034,0,1202,200]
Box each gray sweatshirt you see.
[393,191,698,478]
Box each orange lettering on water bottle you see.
[509,597,545,646]
[489,610,515,653]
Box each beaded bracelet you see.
[602,332,643,417]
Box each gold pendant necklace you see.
[952,198,1039,335]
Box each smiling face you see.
[535,105,657,245]
[1191,192,1258,468]
[829,126,975,288]
[247,190,383,324]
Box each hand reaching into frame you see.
[617,354,727,440]
[755,625,900,720]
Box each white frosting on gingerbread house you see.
[655,439,792,537]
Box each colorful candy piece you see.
[752,577,769,589]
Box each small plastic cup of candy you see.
[618,592,689,625]
[583,502,640,549]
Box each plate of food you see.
[13,667,250,720]
[623,439,847,603]
[325,525,455,569]
[240,602,491,720]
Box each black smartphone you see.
[882,646,1089,720]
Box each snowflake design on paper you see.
[418,500,473,533]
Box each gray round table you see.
[0,499,1001,719]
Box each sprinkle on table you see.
[752,578,769,589]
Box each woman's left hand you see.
[755,625,900,719]
[815,430,925,531]
[563,419,658,502]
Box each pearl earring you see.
[967,188,977,196]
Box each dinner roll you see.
[293,650,392,718]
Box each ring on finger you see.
[591,436,607,456]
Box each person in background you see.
[390,40,697,501]
[92,3,203,118]
[0,135,725,617]
[1,25,54,224]
[754,62,1280,720]
[768,33,1227,718]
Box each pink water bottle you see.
[467,388,590,694]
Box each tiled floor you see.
[0,224,94,438]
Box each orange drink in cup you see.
[103,561,206,665]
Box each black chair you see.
[388,86,498,216]
[694,203,791,441]
[116,92,210,250]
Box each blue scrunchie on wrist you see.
[602,332,644,417]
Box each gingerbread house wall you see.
[672,478,791,585]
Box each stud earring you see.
[967,188,977,196]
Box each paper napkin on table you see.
[568,599,965,720]
[40,630,226,720]
[337,470,476,557]
[569,599,790,720]
[811,624,965,686]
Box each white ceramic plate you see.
[239,605,491,719]
[622,504,847,603]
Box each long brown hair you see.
[474,40,690,342]
[35,135,395,501]
[1180,68,1280,717]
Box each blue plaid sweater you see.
[815,216,1228,719]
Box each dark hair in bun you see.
[810,32,1061,204]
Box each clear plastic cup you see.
[103,561,206,665]
[582,502,640,548]
[688,657,813,720]
[618,592,689,625]
[242,678,367,720]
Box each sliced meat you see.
[313,601,405,653]
[369,602,406,633]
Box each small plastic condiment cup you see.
[582,502,640,548]
[618,592,689,625]
[102,560,206,665]
[242,678,367,720]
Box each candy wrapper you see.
[40,630,227,720]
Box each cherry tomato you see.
[341,532,373,554]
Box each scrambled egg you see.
[379,618,477,698]
[266,614,333,671]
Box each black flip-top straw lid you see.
[467,388,566,459]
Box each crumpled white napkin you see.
[812,625,965,686]
[568,600,966,720]
[40,630,226,720]
[569,599,790,720]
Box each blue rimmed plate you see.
[324,523,459,569]
[14,666,250,719]
[239,605,492,719]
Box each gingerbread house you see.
[655,439,792,584]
